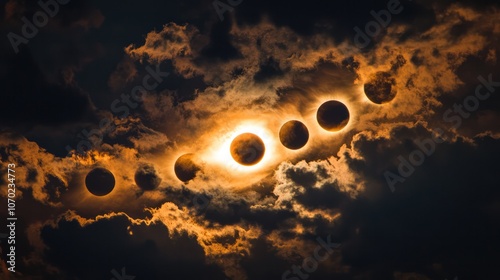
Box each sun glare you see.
[201,120,278,174]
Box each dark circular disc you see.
[85,167,115,196]
[230,133,265,166]
[135,164,161,191]
[316,100,350,131]
[174,154,201,182]
[364,71,397,104]
[279,120,309,150]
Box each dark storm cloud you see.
[1,0,106,82]
[1,0,500,279]
[0,0,210,131]
[160,183,297,231]
[0,188,64,279]
[243,126,500,279]
[0,0,104,155]
[330,128,500,279]
[200,18,242,61]
[253,57,285,83]
[431,55,500,137]
[241,235,350,280]
[203,197,299,230]
[233,0,435,45]
[0,49,92,127]
[40,215,226,280]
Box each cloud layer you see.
[1,0,500,279]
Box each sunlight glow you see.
[305,93,358,138]
[201,120,279,174]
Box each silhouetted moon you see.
[279,120,309,150]
[174,154,201,182]
[230,133,265,166]
[316,100,350,131]
[135,164,161,191]
[85,167,115,196]
[364,71,397,104]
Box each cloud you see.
[0,134,75,206]
[1,0,500,279]
[37,211,226,280]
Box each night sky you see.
[1,0,500,279]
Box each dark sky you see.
[0,0,500,279]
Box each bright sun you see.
[201,120,278,174]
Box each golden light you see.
[62,166,122,212]
[67,153,119,199]
[164,149,198,184]
[229,133,265,166]
[201,120,279,174]
[305,93,359,139]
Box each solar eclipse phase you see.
[279,120,309,150]
[85,167,115,196]
[84,84,395,195]
[10,0,495,277]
